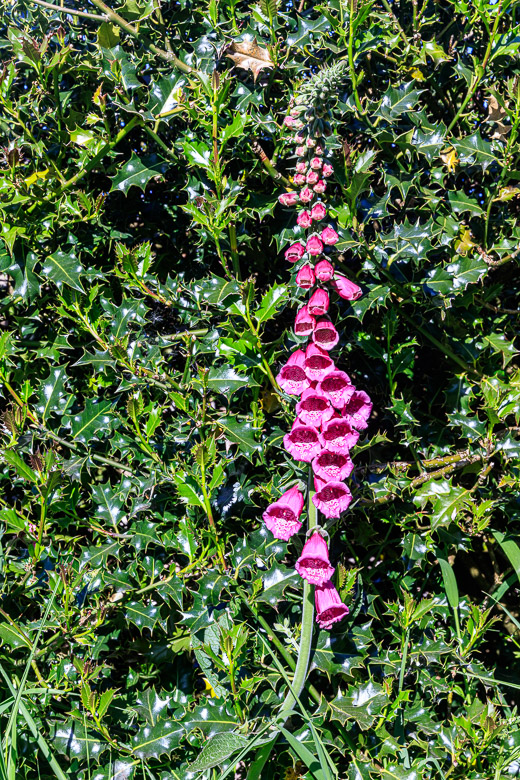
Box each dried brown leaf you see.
[225,39,274,82]
[487,94,510,139]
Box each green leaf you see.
[66,399,117,443]
[447,410,486,441]
[0,623,32,650]
[207,367,253,395]
[110,153,168,195]
[183,698,238,738]
[188,732,249,772]
[42,250,84,293]
[146,74,187,120]
[414,478,471,530]
[2,450,38,484]
[425,255,488,295]
[311,632,365,677]
[448,190,484,216]
[131,714,184,758]
[411,124,446,161]
[329,682,388,730]
[132,688,170,726]
[50,721,107,761]
[220,114,249,145]
[256,563,301,605]
[218,415,262,461]
[35,366,71,421]
[437,556,459,610]
[375,82,423,122]
[492,530,520,585]
[92,482,124,526]
[453,132,497,171]
[172,471,205,507]
[255,284,289,323]
[280,727,330,780]
[125,600,161,632]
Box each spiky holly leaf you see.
[110,153,168,195]
[329,682,388,730]
[225,39,274,82]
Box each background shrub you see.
[1,0,520,777]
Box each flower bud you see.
[296,210,313,229]
[278,192,299,207]
[284,242,306,263]
[315,144,325,156]
[308,288,329,316]
[306,137,316,148]
[306,170,319,185]
[306,235,324,256]
[295,134,305,144]
[332,275,362,300]
[283,116,295,128]
[293,173,306,186]
[321,227,339,245]
[314,259,334,281]
[299,186,315,203]
[296,160,307,174]
[295,145,305,156]
[322,162,334,177]
[310,157,322,170]
[310,202,327,221]
[296,264,316,289]
[313,180,327,194]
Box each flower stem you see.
[246,472,317,780]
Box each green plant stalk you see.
[247,473,317,780]
[398,627,410,693]
[29,0,107,19]
[200,460,227,571]
[348,1,363,114]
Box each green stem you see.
[247,473,317,780]
[398,627,410,693]
[29,0,107,19]
[348,1,363,114]
[379,0,408,46]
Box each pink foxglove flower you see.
[315,144,324,155]
[306,170,319,185]
[310,157,323,170]
[304,343,335,382]
[310,202,327,221]
[277,349,310,396]
[285,242,305,263]
[308,288,329,316]
[294,305,316,337]
[343,389,372,431]
[283,115,295,128]
[295,145,305,157]
[295,532,335,585]
[315,581,349,628]
[321,227,339,245]
[295,133,305,143]
[278,192,299,207]
[320,417,359,453]
[319,370,354,408]
[313,449,354,482]
[313,319,339,351]
[313,476,352,519]
[296,161,308,174]
[284,420,322,462]
[300,186,315,203]
[294,173,306,186]
[296,388,334,428]
[314,259,334,282]
[297,210,313,229]
[263,485,304,541]
[313,180,326,194]
[306,137,316,148]
[333,276,362,300]
[322,162,334,177]
[306,236,324,256]
[296,264,316,289]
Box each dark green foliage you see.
[1,0,520,778]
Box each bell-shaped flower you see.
[297,210,313,229]
[284,242,305,263]
[320,417,359,453]
[296,264,316,289]
[343,389,372,431]
[333,275,362,300]
[276,349,310,396]
[310,202,327,221]
[313,449,354,482]
[313,318,339,351]
[314,259,334,282]
[296,387,334,428]
[294,305,316,337]
[315,581,349,628]
[312,476,352,519]
[319,370,354,408]
[304,343,335,383]
[308,288,329,316]
[278,192,299,207]
[306,235,324,256]
[283,420,322,462]
[321,227,339,245]
[295,532,335,585]
[263,485,304,541]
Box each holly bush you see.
[1,0,520,778]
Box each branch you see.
[251,140,291,187]
[88,0,194,74]
[28,0,107,20]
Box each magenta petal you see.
[304,343,335,382]
[295,532,335,585]
[319,371,354,408]
[296,388,334,428]
[321,417,359,453]
[315,581,349,628]
[277,349,310,396]
[284,421,322,463]
[312,449,354,482]
[313,476,352,518]
[343,390,372,430]
[263,485,304,541]
[313,319,339,351]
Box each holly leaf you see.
[183,698,238,738]
[35,366,71,421]
[42,250,84,293]
[125,600,161,632]
[218,416,261,461]
[329,682,388,730]
[207,368,254,395]
[375,82,423,122]
[256,563,300,606]
[255,284,289,323]
[65,399,117,443]
[110,153,168,195]
[414,478,472,530]
[131,712,184,758]
[452,132,497,171]
[225,39,274,81]
[50,721,107,761]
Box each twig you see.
[88,0,194,74]
[251,140,291,187]
[477,297,520,316]
[29,0,107,20]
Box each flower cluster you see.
[263,76,372,630]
